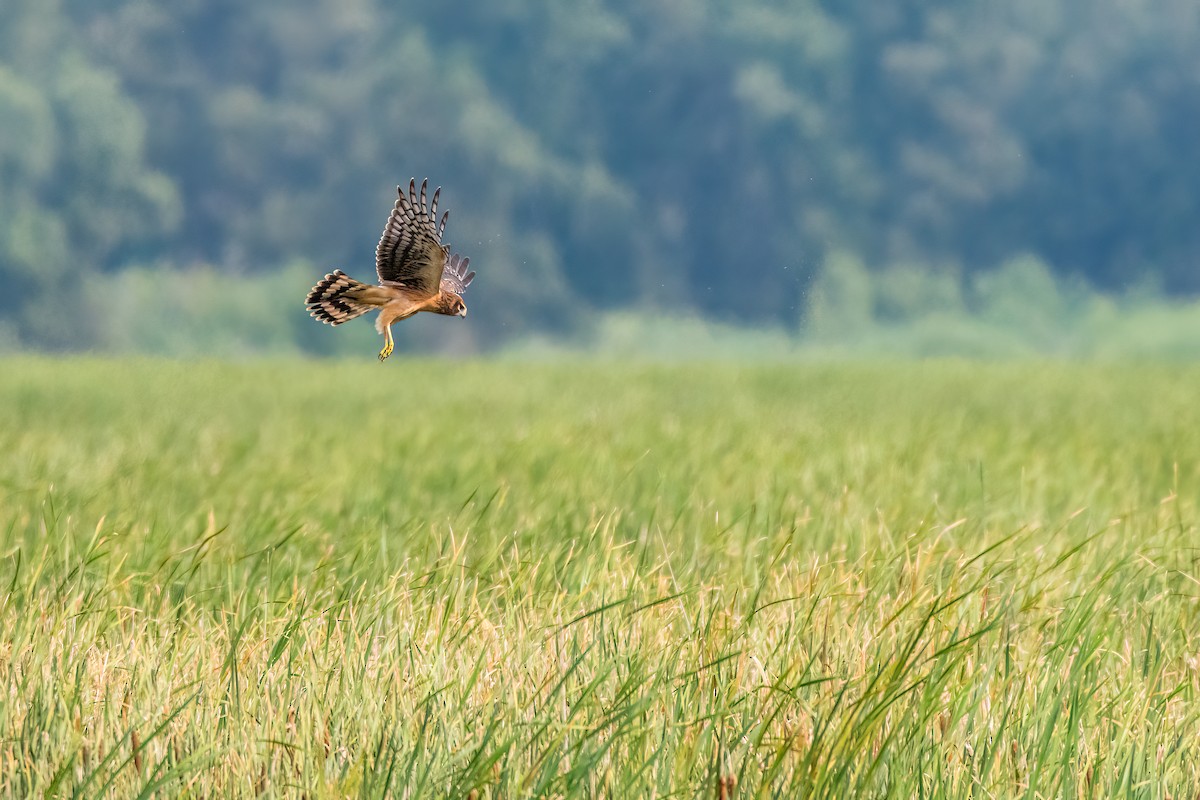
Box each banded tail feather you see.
[305,270,379,325]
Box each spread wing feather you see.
[375,178,448,296]
[440,252,476,296]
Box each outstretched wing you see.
[375,178,450,297]
[440,252,476,296]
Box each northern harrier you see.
[305,179,475,361]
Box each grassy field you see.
[1,358,1198,798]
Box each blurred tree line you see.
[1,0,1197,353]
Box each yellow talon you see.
[378,328,394,361]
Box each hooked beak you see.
[458,307,467,318]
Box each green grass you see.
[1,358,1198,798]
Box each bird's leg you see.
[378,324,395,362]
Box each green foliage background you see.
[1,0,1199,355]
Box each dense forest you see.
[1,0,1198,353]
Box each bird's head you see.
[439,292,467,318]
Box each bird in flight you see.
[305,179,475,361]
